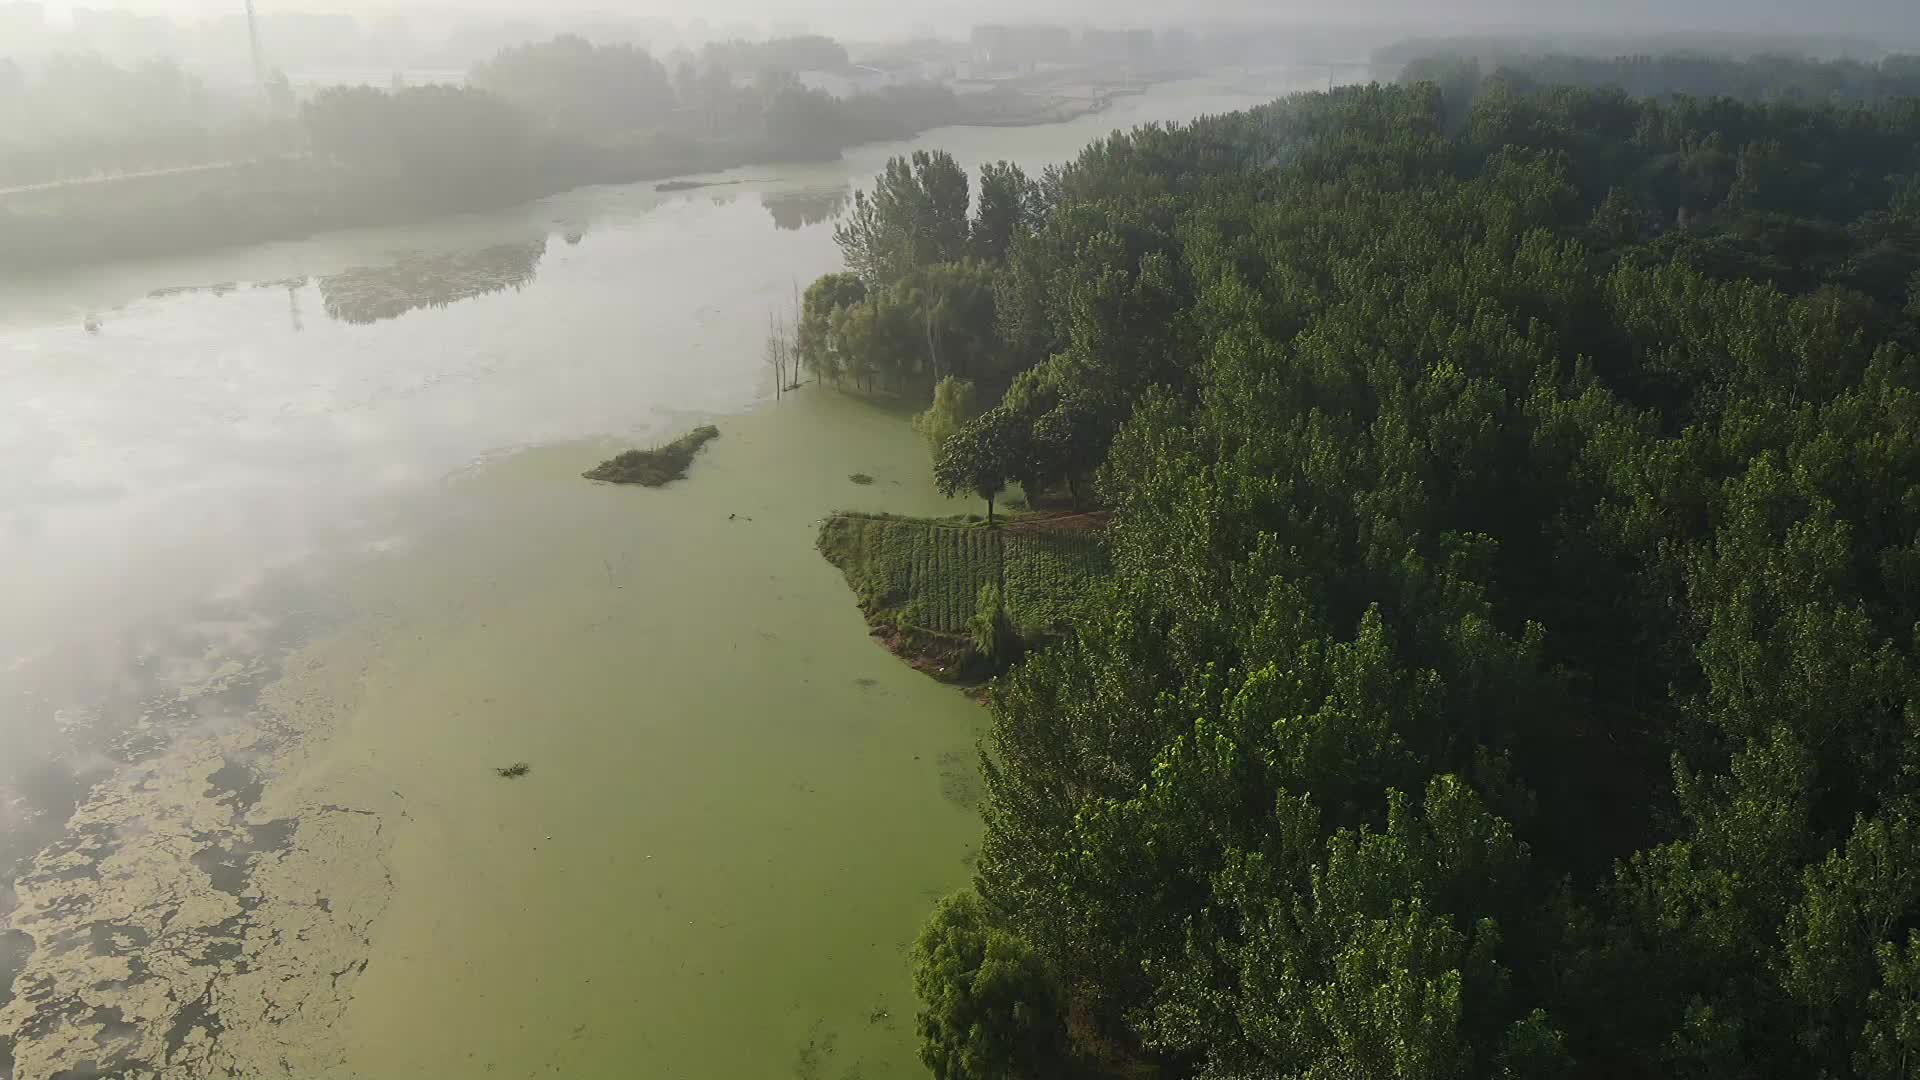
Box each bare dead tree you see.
[790,280,809,392]
[765,311,787,400]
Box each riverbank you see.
[0,130,836,275]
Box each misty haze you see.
[2,2,1920,1078]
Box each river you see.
[0,72,1329,1079]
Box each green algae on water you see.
[583,425,720,487]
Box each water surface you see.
[0,72,1329,1078]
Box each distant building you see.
[969,24,1073,74]
[1080,28,1155,71]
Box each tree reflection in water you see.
[318,238,547,325]
[762,188,849,231]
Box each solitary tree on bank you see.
[933,408,1021,524]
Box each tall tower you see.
[245,0,265,91]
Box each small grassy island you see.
[583,425,720,487]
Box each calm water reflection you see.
[763,188,850,231]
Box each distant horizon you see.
[18,1,1920,47]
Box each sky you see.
[25,0,1920,44]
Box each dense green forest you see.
[814,56,1920,1080]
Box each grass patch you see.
[584,425,720,486]
[817,511,1111,680]
[319,240,545,325]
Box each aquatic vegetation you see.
[655,179,747,192]
[583,425,721,487]
[148,281,238,300]
[318,240,546,325]
[494,763,531,779]
[848,473,875,485]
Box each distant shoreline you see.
[0,77,1191,277]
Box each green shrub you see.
[583,425,720,486]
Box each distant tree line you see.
[297,34,961,197]
[1372,31,1886,70]
[0,33,964,271]
[0,52,295,188]
[461,34,956,163]
[1401,49,1920,113]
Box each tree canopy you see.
[835,149,973,284]
[468,34,676,133]
[886,61,1920,1080]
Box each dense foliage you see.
[581,425,720,487]
[468,34,959,161]
[303,83,536,194]
[470,35,679,133]
[1402,50,1920,113]
[795,152,1041,405]
[896,69,1920,1080]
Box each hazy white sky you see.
[32,0,1920,41]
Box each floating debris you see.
[656,178,751,192]
[148,281,237,300]
[318,240,546,325]
[848,473,875,486]
[495,763,531,779]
